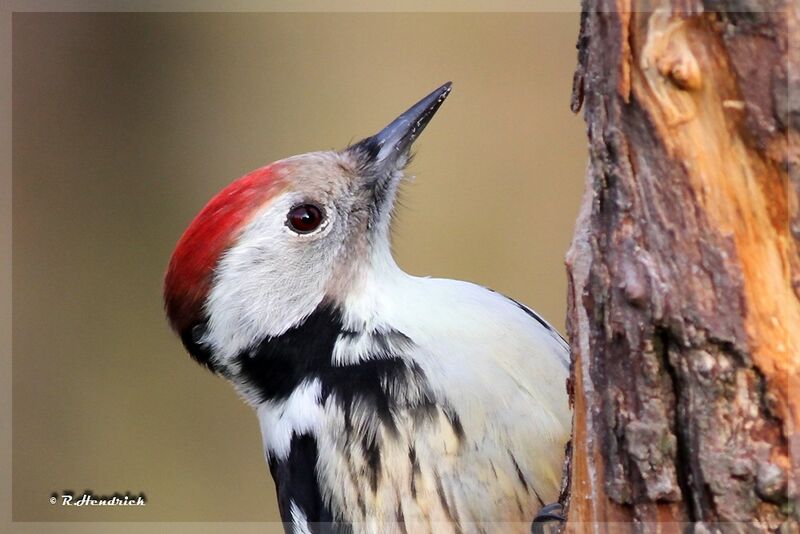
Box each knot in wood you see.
[755,461,788,504]
[642,12,703,93]
[656,42,702,91]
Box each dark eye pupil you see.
[287,204,323,233]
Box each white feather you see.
[289,501,312,534]
[257,379,325,461]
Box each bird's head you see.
[164,82,451,370]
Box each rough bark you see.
[563,1,798,532]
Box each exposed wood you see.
[563,1,798,531]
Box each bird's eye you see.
[286,204,324,234]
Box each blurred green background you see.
[12,12,584,523]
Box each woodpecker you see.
[164,82,571,533]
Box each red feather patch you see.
[164,163,288,332]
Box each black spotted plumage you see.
[235,304,432,421]
[235,302,447,529]
[269,433,350,534]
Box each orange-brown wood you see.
[562,1,797,531]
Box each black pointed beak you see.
[351,81,452,169]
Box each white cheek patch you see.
[204,195,343,361]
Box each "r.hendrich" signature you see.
[50,491,147,507]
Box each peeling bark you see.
[563,1,798,531]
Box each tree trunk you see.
[563,1,798,532]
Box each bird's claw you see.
[531,502,565,534]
